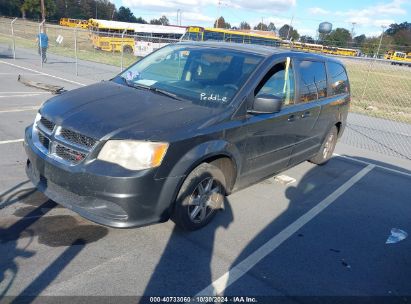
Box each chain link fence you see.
[339,56,411,159]
[0,17,180,80]
[0,17,410,160]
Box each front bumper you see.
[24,126,182,228]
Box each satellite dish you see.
[319,22,332,34]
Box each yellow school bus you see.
[291,42,324,53]
[59,18,89,29]
[182,26,281,47]
[334,47,359,56]
[323,46,359,56]
[384,50,395,60]
[388,51,411,66]
[89,19,185,54]
[89,19,135,53]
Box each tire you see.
[309,126,338,165]
[172,163,226,231]
[123,45,133,54]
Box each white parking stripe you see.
[334,153,411,178]
[0,60,86,87]
[0,91,50,94]
[0,73,41,75]
[0,94,44,98]
[0,106,38,113]
[194,164,375,297]
[0,139,24,145]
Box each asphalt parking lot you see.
[1,57,411,303]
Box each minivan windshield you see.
[116,44,263,106]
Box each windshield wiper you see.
[130,83,181,101]
[118,75,133,87]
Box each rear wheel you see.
[172,163,226,231]
[123,45,133,54]
[309,126,338,165]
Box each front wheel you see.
[309,126,338,165]
[172,163,226,231]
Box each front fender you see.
[154,138,242,219]
[155,138,242,182]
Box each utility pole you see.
[177,9,182,26]
[376,25,386,58]
[217,0,221,28]
[40,0,46,21]
[260,17,263,30]
[286,15,294,41]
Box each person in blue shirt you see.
[36,29,49,63]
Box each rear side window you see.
[297,60,327,102]
[328,62,349,95]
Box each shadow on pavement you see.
[0,181,109,301]
[142,156,411,300]
[143,170,234,296]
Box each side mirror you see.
[248,94,283,114]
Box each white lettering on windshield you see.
[200,93,228,103]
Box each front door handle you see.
[301,111,311,118]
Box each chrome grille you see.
[33,115,98,166]
[59,128,97,148]
[39,117,55,132]
[55,144,86,164]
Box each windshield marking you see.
[200,93,228,103]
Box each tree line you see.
[0,0,169,25]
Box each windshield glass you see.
[116,44,263,106]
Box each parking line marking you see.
[0,60,86,87]
[0,106,38,113]
[0,91,50,94]
[0,73,41,75]
[333,153,411,178]
[194,164,375,297]
[0,139,24,145]
[0,94,44,98]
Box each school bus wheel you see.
[123,45,133,54]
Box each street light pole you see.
[351,22,356,42]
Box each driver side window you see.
[255,60,295,106]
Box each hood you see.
[40,81,227,141]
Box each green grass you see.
[343,59,411,123]
[0,34,137,68]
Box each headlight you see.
[97,140,169,170]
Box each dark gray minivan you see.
[24,42,350,230]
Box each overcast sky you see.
[111,0,411,37]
